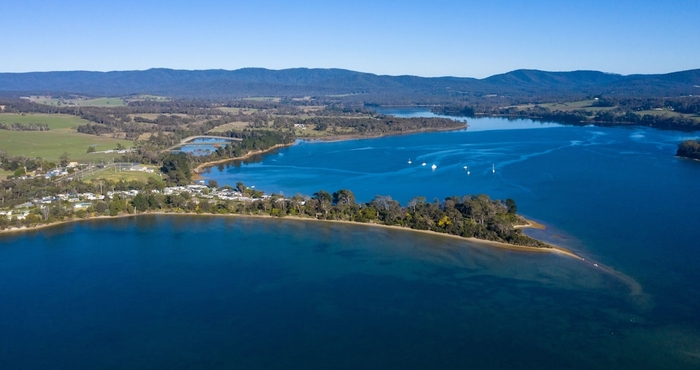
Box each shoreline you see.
[192,125,466,174]
[4,212,648,297]
[193,143,295,174]
[0,211,582,259]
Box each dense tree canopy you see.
[677,139,700,160]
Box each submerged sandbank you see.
[2,211,648,297]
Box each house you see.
[13,212,29,220]
[129,165,154,173]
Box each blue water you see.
[173,137,236,156]
[2,111,700,369]
[188,137,235,143]
[174,145,218,155]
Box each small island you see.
[677,139,700,160]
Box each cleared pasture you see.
[125,94,170,102]
[514,100,616,112]
[128,113,190,120]
[636,110,700,122]
[207,121,250,133]
[2,131,132,162]
[29,96,126,107]
[81,167,161,183]
[0,113,89,129]
[0,113,132,162]
[243,97,281,102]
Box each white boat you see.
[431,164,437,170]
[408,159,412,164]
[422,162,426,166]
[465,166,470,175]
[492,164,495,173]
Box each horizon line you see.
[1,66,698,80]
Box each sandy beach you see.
[0,211,582,260]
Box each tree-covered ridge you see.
[677,139,700,160]
[1,67,698,100]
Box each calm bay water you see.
[2,110,700,369]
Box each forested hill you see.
[0,67,698,100]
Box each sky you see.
[4,0,699,78]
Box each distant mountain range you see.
[0,68,698,100]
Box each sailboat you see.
[492,164,495,173]
[408,159,412,164]
[422,162,427,166]
[464,166,470,175]
[431,164,437,170]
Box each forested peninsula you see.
[0,175,553,251]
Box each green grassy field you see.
[28,96,126,107]
[0,113,89,129]
[636,110,700,122]
[125,94,170,102]
[81,167,162,183]
[207,121,250,133]
[215,107,261,114]
[515,100,616,112]
[243,97,281,102]
[297,106,325,113]
[29,94,171,107]
[0,113,132,162]
[0,169,13,180]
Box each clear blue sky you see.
[4,0,699,78]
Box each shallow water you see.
[2,112,700,369]
[2,216,693,369]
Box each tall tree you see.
[332,189,355,205]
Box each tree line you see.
[0,176,550,249]
[276,115,465,135]
[0,122,50,131]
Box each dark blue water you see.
[2,112,700,369]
